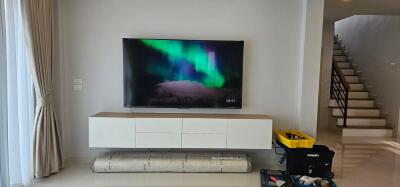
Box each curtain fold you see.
[0,0,10,186]
[21,0,63,178]
[5,0,35,185]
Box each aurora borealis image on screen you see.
[123,38,243,108]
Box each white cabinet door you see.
[89,117,135,148]
[227,119,272,149]
[182,134,226,148]
[182,118,227,133]
[136,118,182,133]
[136,133,181,148]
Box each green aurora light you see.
[141,39,225,88]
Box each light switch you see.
[73,79,83,84]
[72,78,83,91]
[389,62,399,69]
[73,84,83,91]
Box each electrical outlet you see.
[72,78,83,91]
[73,84,83,91]
[73,78,83,84]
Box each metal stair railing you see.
[330,43,350,127]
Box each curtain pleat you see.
[21,0,63,178]
[0,0,10,185]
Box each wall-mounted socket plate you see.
[389,62,398,68]
[73,84,83,91]
[73,78,83,91]
[73,78,83,84]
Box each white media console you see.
[89,112,272,149]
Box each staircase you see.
[329,35,393,137]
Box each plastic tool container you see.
[274,130,315,148]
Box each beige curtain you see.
[21,0,63,178]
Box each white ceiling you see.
[325,0,400,21]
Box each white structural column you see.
[297,0,324,137]
[317,21,335,132]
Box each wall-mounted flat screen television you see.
[123,38,244,108]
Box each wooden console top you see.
[91,112,271,119]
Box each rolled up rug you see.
[93,152,251,173]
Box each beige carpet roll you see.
[93,152,251,173]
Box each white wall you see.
[56,0,324,161]
[317,21,334,131]
[335,15,400,136]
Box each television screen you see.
[123,38,244,108]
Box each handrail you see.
[332,62,350,90]
[330,58,350,128]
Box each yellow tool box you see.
[274,130,315,148]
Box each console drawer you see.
[182,118,227,133]
[135,118,182,133]
[182,133,226,148]
[89,117,135,148]
[136,133,181,148]
[227,119,272,149]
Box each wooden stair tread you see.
[329,106,379,109]
[340,126,392,130]
[331,90,368,92]
[330,98,374,101]
[333,114,380,118]
[341,98,373,101]
[331,97,372,100]
[335,116,386,119]
[349,90,368,92]
[335,61,351,64]
[332,98,372,101]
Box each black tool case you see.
[278,142,335,178]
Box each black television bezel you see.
[123,38,244,109]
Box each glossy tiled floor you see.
[25,130,400,187]
[317,131,400,187]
